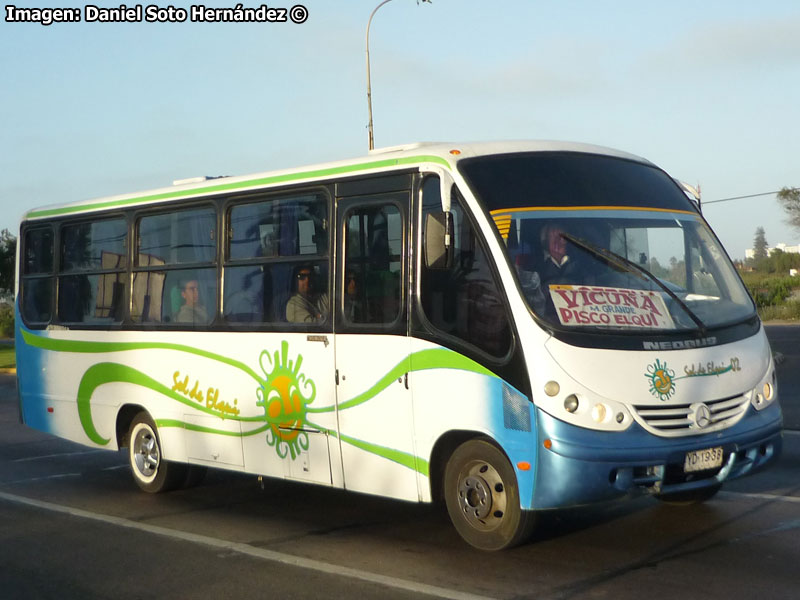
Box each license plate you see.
[684,447,723,473]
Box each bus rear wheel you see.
[443,439,535,551]
[128,413,186,493]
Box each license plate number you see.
[684,447,723,473]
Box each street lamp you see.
[366,0,431,151]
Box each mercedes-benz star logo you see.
[690,403,712,429]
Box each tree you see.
[777,187,800,232]
[0,229,16,299]
[753,226,769,263]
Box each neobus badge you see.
[642,337,718,350]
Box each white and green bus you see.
[16,141,782,550]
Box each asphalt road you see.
[1,324,798,599]
[764,324,800,429]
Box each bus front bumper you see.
[531,402,783,510]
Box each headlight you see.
[542,384,631,432]
[751,366,778,410]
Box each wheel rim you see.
[457,460,507,531]
[132,426,160,479]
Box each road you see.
[0,324,798,599]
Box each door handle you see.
[307,334,329,347]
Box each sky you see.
[2,0,799,260]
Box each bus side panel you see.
[409,338,538,509]
[16,319,53,435]
[15,328,341,484]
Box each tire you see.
[655,483,721,506]
[443,438,535,551]
[128,413,186,493]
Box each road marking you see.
[0,491,496,600]
[13,450,106,462]
[1,473,82,485]
[721,491,800,504]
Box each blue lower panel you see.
[533,402,783,509]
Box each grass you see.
[759,301,800,322]
[0,345,15,369]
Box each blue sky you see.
[2,0,799,259]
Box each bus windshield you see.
[459,152,755,332]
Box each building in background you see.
[745,243,800,260]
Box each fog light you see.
[544,381,560,397]
[755,393,764,406]
[564,394,579,413]
[615,412,625,424]
[763,382,773,401]
[592,403,608,423]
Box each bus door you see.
[333,187,420,501]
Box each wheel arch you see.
[428,429,508,503]
[116,404,148,448]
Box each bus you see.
[15,141,782,550]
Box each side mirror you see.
[425,211,454,269]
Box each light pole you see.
[366,0,430,151]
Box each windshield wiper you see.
[561,232,708,335]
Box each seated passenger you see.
[286,266,329,323]
[175,278,209,324]
[344,269,365,322]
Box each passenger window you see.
[223,192,329,327]
[138,208,215,265]
[61,219,127,271]
[343,204,402,325]
[228,194,327,260]
[24,228,54,275]
[21,227,54,324]
[57,218,127,324]
[132,207,217,325]
[420,177,511,358]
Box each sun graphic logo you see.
[645,359,676,401]
[256,341,316,460]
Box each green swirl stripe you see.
[25,329,485,476]
[307,348,497,414]
[156,419,270,438]
[27,154,451,219]
[154,417,430,476]
[78,363,263,445]
[21,329,263,384]
[337,431,429,477]
[304,418,429,476]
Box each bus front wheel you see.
[443,438,535,551]
[128,413,186,493]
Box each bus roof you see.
[22,140,652,221]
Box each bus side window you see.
[224,191,329,326]
[21,227,55,325]
[343,204,402,326]
[419,177,512,358]
[57,218,128,325]
[132,207,217,326]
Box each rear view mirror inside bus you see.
[424,211,453,269]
